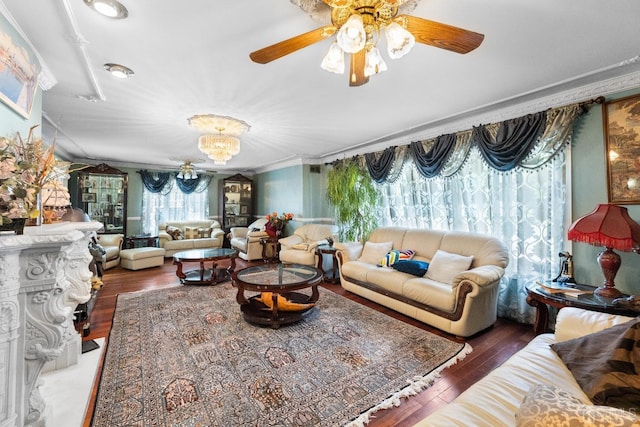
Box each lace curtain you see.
[139,171,211,234]
[371,102,591,323]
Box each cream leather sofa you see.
[417,308,637,426]
[337,227,508,337]
[278,223,338,266]
[158,220,225,257]
[229,218,271,261]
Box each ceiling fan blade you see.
[349,49,369,87]
[250,26,336,64]
[400,15,484,54]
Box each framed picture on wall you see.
[603,94,640,204]
[82,192,97,203]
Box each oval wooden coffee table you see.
[173,248,237,285]
[232,263,322,328]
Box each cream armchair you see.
[96,233,124,270]
[278,223,339,266]
[229,218,272,261]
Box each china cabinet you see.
[77,163,127,234]
[219,174,253,231]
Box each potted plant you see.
[265,212,294,238]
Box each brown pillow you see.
[551,318,640,410]
[197,227,212,238]
[166,225,184,240]
[184,226,199,239]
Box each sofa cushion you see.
[551,318,640,410]
[184,226,199,239]
[392,260,429,276]
[377,249,415,267]
[166,225,184,240]
[358,241,393,264]
[425,249,473,283]
[515,384,640,427]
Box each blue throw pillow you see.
[392,260,429,276]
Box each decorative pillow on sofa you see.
[551,318,640,410]
[425,250,473,284]
[515,384,640,427]
[184,226,199,239]
[392,260,429,276]
[198,227,212,238]
[377,249,415,267]
[166,225,184,240]
[358,241,393,264]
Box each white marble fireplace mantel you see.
[0,221,102,427]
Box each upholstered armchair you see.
[278,223,339,266]
[96,233,124,270]
[229,218,272,261]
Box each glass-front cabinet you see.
[219,174,253,231]
[77,163,127,234]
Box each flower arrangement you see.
[0,126,74,225]
[265,212,294,232]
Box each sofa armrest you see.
[247,230,269,242]
[554,307,636,342]
[452,265,505,288]
[306,239,329,252]
[158,231,171,247]
[210,228,225,239]
[334,242,363,264]
[279,235,304,248]
[230,227,248,239]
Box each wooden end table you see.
[173,248,237,285]
[259,236,280,263]
[316,245,339,284]
[526,281,639,335]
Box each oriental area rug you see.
[91,283,471,427]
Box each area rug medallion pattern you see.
[92,283,471,426]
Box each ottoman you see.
[120,247,166,270]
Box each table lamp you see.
[567,204,640,298]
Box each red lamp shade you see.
[568,204,640,298]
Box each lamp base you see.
[594,285,624,299]
[596,247,624,299]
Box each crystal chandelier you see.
[176,160,198,180]
[188,114,250,165]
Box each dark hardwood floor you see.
[79,258,535,427]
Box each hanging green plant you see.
[326,159,378,242]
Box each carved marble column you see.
[0,223,100,427]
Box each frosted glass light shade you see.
[364,47,387,76]
[385,22,415,59]
[198,134,241,165]
[336,14,366,53]
[321,42,345,74]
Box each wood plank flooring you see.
[79,258,535,427]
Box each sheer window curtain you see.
[377,141,569,324]
[141,180,210,235]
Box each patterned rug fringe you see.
[344,342,473,427]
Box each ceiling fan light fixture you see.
[84,0,128,19]
[177,161,198,180]
[364,46,387,76]
[336,14,366,53]
[385,21,415,59]
[321,42,345,74]
[104,63,134,78]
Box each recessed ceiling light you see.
[84,0,128,19]
[104,63,134,78]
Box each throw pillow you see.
[515,384,640,427]
[551,318,640,410]
[198,227,212,238]
[358,241,394,264]
[392,260,429,276]
[184,226,199,239]
[293,243,309,250]
[377,249,416,267]
[425,250,473,284]
[166,225,184,240]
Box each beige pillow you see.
[184,226,199,239]
[358,241,393,264]
[425,249,473,283]
[516,384,640,427]
[197,227,212,238]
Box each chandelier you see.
[188,114,250,165]
[176,160,198,180]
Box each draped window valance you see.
[139,170,212,194]
[356,100,599,183]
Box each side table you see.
[316,245,339,284]
[526,281,639,335]
[259,236,280,263]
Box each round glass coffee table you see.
[173,248,237,285]
[232,263,322,328]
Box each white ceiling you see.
[2,0,640,174]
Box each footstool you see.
[119,247,166,270]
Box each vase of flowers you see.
[1,126,74,230]
[265,212,294,238]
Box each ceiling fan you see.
[250,0,484,86]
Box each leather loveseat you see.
[158,220,225,257]
[278,223,338,266]
[336,227,509,337]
